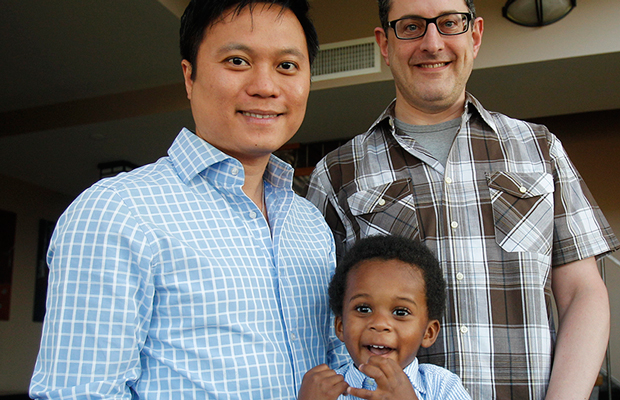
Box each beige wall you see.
[309,0,620,90]
[0,175,71,394]
[475,0,620,68]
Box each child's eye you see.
[393,308,410,317]
[355,305,372,314]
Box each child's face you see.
[335,258,440,369]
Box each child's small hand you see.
[298,364,349,400]
[347,357,419,400]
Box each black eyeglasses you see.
[388,12,472,40]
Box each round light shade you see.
[503,0,576,26]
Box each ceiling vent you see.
[311,37,381,82]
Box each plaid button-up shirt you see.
[307,94,619,400]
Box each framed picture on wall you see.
[0,209,17,321]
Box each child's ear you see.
[335,315,345,342]
[421,319,440,348]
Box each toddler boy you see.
[299,235,471,399]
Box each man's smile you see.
[418,62,448,69]
[239,110,282,119]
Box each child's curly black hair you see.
[328,235,446,321]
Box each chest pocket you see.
[346,178,420,241]
[487,171,554,255]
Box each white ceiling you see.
[1,0,619,199]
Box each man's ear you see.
[421,319,440,348]
[181,59,194,100]
[471,17,484,58]
[374,27,390,67]
[335,315,345,342]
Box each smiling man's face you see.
[335,258,439,369]
[181,4,310,166]
[374,0,483,121]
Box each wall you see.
[310,0,620,61]
[0,175,71,395]
[309,0,620,91]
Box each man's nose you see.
[419,22,445,53]
[246,66,280,98]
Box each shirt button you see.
[378,198,386,206]
[451,221,459,229]
[445,177,453,184]
[290,332,297,340]
[519,186,527,194]
[231,167,239,176]
[456,272,464,281]
[249,211,257,219]
[460,325,469,334]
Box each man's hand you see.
[347,357,418,400]
[298,364,349,400]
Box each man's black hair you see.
[329,235,446,321]
[377,0,477,31]
[180,0,319,79]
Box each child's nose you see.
[369,312,392,332]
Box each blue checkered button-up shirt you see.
[30,128,346,399]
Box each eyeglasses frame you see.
[388,12,473,40]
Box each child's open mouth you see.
[367,345,394,356]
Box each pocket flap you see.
[347,179,411,216]
[487,171,554,198]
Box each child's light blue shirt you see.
[336,358,471,400]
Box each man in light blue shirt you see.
[30,1,346,399]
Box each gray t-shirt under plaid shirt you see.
[395,117,460,168]
[307,94,619,400]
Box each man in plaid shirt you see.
[306,0,619,399]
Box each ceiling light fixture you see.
[503,0,576,27]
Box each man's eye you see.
[228,57,249,66]
[279,61,298,72]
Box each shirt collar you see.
[464,92,498,133]
[168,128,294,189]
[405,358,426,396]
[345,358,424,395]
[369,92,498,136]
